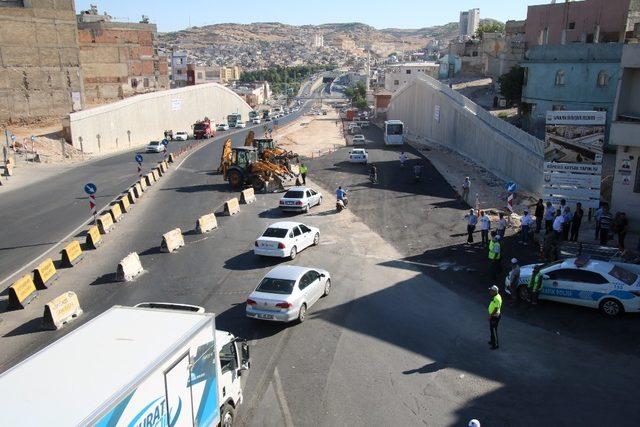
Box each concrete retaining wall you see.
[388,75,545,192]
[64,83,252,154]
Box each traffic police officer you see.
[488,285,502,350]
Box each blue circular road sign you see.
[30,135,36,142]
[84,183,97,195]
[162,139,169,146]
[506,182,518,193]
[11,135,16,142]
[135,154,143,163]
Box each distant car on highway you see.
[348,124,362,135]
[279,187,323,213]
[352,134,366,145]
[246,265,331,323]
[252,118,261,124]
[146,140,163,153]
[174,131,189,141]
[349,148,368,164]
[235,121,246,129]
[254,221,320,260]
[217,123,229,131]
[265,117,272,122]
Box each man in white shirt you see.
[552,209,564,239]
[461,177,471,204]
[520,210,534,245]
[479,210,491,246]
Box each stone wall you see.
[0,0,83,123]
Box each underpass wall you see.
[64,83,252,154]
[388,75,544,192]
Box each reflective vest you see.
[488,294,502,316]
[529,272,543,292]
[488,241,501,260]
[300,165,308,174]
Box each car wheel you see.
[221,404,235,427]
[289,246,297,260]
[228,170,242,189]
[318,196,322,206]
[313,233,320,246]
[517,285,529,301]
[297,304,307,323]
[323,279,331,297]
[303,204,309,213]
[599,298,623,317]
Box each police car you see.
[506,257,640,316]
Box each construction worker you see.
[299,163,308,185]
[488,233,502,281]
[488,285,502,349]
[528,265,544,305]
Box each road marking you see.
[273,367,295,427]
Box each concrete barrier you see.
[159,161,168,173]
[116,252,143,282]
[240,188,256,204]
[133,182,143,199]
[3,162,13,177]
[196,213,218,234]
[109,203,123,223]
[97,212,114,234]
[152,168,160,181]
[155,165,163,177]
[33,258,58,289]
[144,173,154,187]
[118,195,131,213]
[61,240,83,267]
[224,198,240,216]
[126,187,137,205]
[7,275,39,310]
[161,228,185,253]
[86,225,102,249]
[139,178,147,192]
[42,291,83,330]
[168,153,175,163]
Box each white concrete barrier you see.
[224,198,240,216]
[161,228,185,253]
[240,188,256,204]
[116,252,143,282]
[196,213,218,234]
[42,291,83,330]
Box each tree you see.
[498,66,524,105]
[355,98,368,110]
[475,22,505,39]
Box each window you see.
[219,341,238,374]
[256,277,295,294]
[555,70,565,86]
[394,80,399,86]
[552,105,565,111]
[547,269,607,284]
[292,226,301,237]
[131,78,138,88]
[0,0,24,6]
[299,224,311,233]
[298,273,312,290]
[472,51,478,57]
[406,70,411,74]
[143,78,149,88]
[306,191,312,198]
[262,228,288,238]
[597,71,609,87]
[608,266,637,285]
[568,22,576,30]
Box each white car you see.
[507,257,640,316]
[352,134,366,145]
[217,123,229,131]
[279,187,322,213]
[246,265,331,323]
[349,148,368,164]
[146,140,163,153]
[235,121,246,129]
[349,125,362,134]
[254,221,320,260]
[174,131,189,141]
[252,118,261,124]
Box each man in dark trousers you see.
[570,202,584,241]
[488,285,502,350]
[299,163,308,185]
[534,199,545,233]
[599,205,613,246]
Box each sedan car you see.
[506,257,640,316]
[279,187,322,213]
[217,123,229,131]
[246,265,331,323]
[254,221,320,260]
[146,140,163,153]
[349,148,368,164]
[352,134,366,145]
[174,131,189,141]
[235,121,246,129]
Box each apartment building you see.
[170,51,189,88]
[459,8,480,41]
[220,66,242,84]
[384,62,440,92]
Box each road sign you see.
[544,162,602,175]
[505,182,518,193]
[135,154,143,163]
[30,135,36,142]
[11,135,16,142]
[84,183,97,195]
[543,173,601,188]
[162,139,169,146]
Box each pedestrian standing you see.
[520,210,533,245]
[465,209,478,244]
[599,206,613,246]
[544,202,555,233]
[299,163,308,185]
[488,285,502,350]
[507,258,520,300]
[528,265,543,305]
[488,234,502,281]
[461,177,471,204]
[553,209,564,239]
[479,211,490,246]
[594,204,604,240]
[562,206,573,241]
[614,212,629,250]
[497,212,507,239]
[570,202,584,242]
[534,199,545,233]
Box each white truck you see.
[0,303,250,426]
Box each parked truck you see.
[227,113,242,128]
[0,303,250,426]
[194,118,215,139]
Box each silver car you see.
[278,187,322,213]
[146,141,163,153]
[246,265,331,323]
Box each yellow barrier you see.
[196,213,218,234]
[7,274,39,310]
[144,172,155,186]
[127,187,137,205]
[42,291,83,330]
[224,198,240,216]
[109,203,123,223]
[160,228,185,253]
[33,258,58,289]
[61,240,84,267]
[86,225,102,249]
[133,182,143,198]
[119,195,131,213]
[97,212,114,234]
[116,252,144,282]
[139,178,147,192]
[240,188,256,204]
[159,161,168,173]
[152,168,160,180]
[168,153,175,163]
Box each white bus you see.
[384,120,404,145]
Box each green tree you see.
[475,22,505,39]
[498,66,524,105]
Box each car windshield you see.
[194,124,205,130]
[353,150,365,154]
[262,227,288,238]
[256,277,296,294]
[284,191,304,199]
[149,141,160,145]
[609,266,638,285]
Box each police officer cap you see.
[489,285,499,293]
[469,420,481,427]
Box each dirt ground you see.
[4,118,84,164]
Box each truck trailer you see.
[0,304,250,426]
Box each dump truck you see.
[193,118,215,139]
[0,303,250,426]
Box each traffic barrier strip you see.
[224,198,240,216]
[7,275,39,310]
[42,291,83,330]
[61,240,83,267]
[159,161,168,173]
[196,213,218,234]
[33,258,58,289]
[161,228,185,253]
[152,168,160,180]
[144,173,154,187]
[86,225,102,249]
[97,212,114,234]
[139,178,147,192]
[168,153,175,163]
[127,187,137,205]
[3,162,13,177]
[118,195,131,213]
[116,252,143,282]
[240,188,256,204]
[155,165,163,177]
[109,203,123,223]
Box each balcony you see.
[610,115,640,146]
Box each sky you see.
[75,0,542,33]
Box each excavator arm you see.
[218,138,233,175]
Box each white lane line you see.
[273,367,295,427]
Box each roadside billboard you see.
[542,111,605,209]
